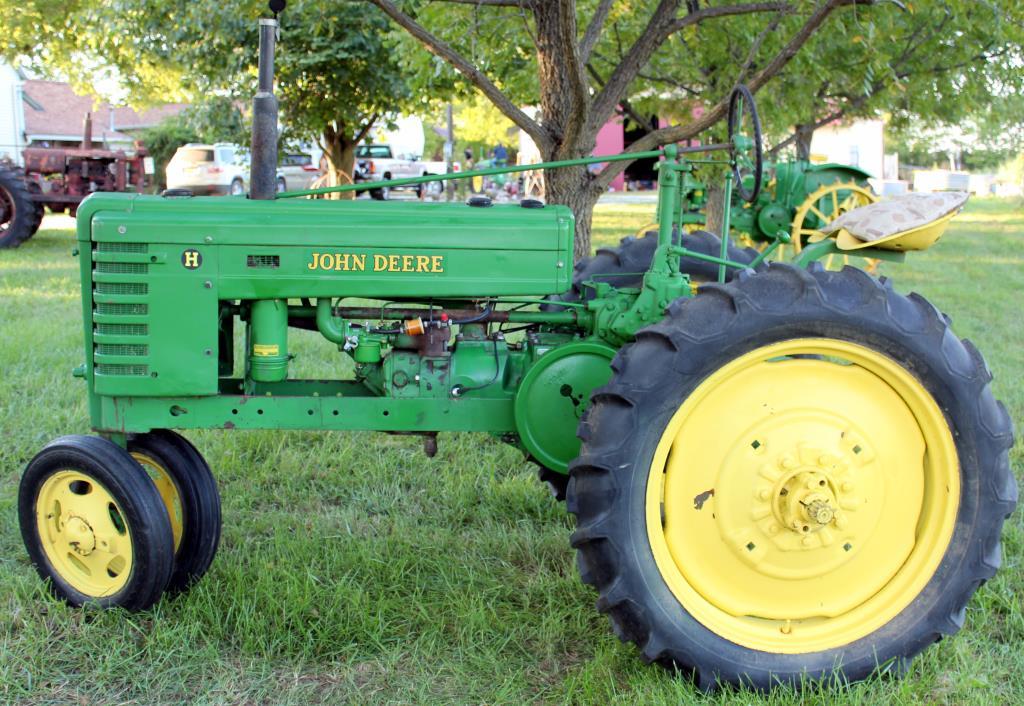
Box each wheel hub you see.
[775,468,842,537]
[723,438,870,580]
[65,515,97,556]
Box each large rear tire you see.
[0,166,42,248]
[569,263,1015,689]
[544,230,760,311]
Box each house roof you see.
[21,80,188,143]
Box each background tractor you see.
[0,113,150,249]
[16,5,1015,692]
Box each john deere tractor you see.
[17,6,1015,691]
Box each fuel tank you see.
[79,193,574,298]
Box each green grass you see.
[1,201,1021,705]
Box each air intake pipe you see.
[249,15,280,200]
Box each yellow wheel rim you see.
[635,222,659,238]
[36,471,134,596]
[783,182,879,271]
[471,175,484,193]
[645,338,959,653]
[131,452,184,553]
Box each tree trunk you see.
[319,124,358,199]
[794,123,815,161]
[530,2,600,261]
[704,183,725,236]
[544,164,601,261]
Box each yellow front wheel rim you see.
[646,338,959,653]
[36,471,134,597]
[131,452,184,553]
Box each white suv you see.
[166,143,249,195]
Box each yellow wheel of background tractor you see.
[569,264,1015,689]
[784,182,879,270]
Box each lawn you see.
[0,199,1021,704]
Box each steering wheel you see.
[727,84,763,203]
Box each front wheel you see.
[128,430,221,594]
[569,264,1015,688]
[19,436,175,610]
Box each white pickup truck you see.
[355,144,458,199]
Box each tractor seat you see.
[820,191,969,251]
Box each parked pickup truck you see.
[354,144,458,199]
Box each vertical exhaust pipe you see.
[249,16,279,199]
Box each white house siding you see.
[810,119,885,180]
[0,63,26,163]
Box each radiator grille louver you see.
[95,282,148,295]
[96,364,149,376]
[97,242,149,253]
[93,242,152,379]
[96,343,149,356]
[96,302,149,316]
[96,261,149,275]
[96,323,148,336]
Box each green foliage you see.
[139,120,198,190]
[184,96,248,147]
[139,97,247,190]
[629,1,1023,155]
[388,1,1024,166]
[1,0,419,174]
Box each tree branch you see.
[354,113,379,146]
[735,11,785,83]
[746,0,863,92]
[587,63,654,133]
[580,0,613,63]
[589,1,792,134]
[367,0,551,152]
[426,0,523,6]
[593,0,861,189]
[768,106,847,156]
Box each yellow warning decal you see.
[253,344,279,357]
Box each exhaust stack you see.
[249,16,279,200]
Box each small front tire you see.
[128,430,221,594]
[19,435,175,610]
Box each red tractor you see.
[0,114,149,248]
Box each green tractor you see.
[17,8,1015,691]
[679,159,876,245]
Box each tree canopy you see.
[5,0,1022,251]
[2,0,416,177]
[373,0,1024,253]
